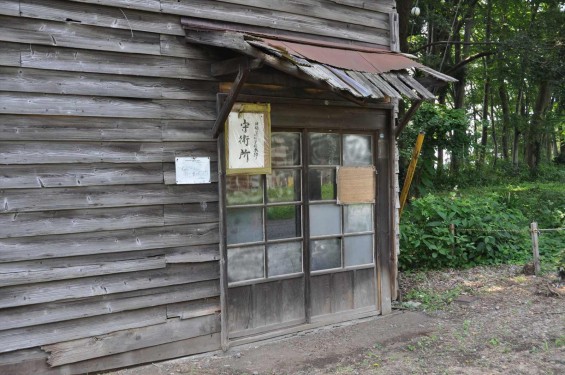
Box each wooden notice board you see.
[337,166,376,204]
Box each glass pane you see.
[268,241,302,277]
[344,204,373,233]
[272,133,301,166]
[226,207,263,245]
[309,204,341,236]
[344,235,373,266]
[267,169,301,203]
[226,175,263,206]
[228,245,264,282]
[267,205,301,240]
[308,168,336,201]
[309,133,340,165]
[343,134,372,166]
[311,238,341,271]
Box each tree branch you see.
[446,51,496,75]
[410,41,499,54]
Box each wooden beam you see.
[394,99,423,138]
[211,58,251,138]
[211,56,263,77]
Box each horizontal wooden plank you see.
[0,306,167,353]
[0,140,216,164]
[0,163,164,189]
[0,255,166,287]
[0,92,217,119]
[160,34,218,59]
[0,205,165,239]
[166,297,220,320]
[58,332,221,375]
[331,0,395,13]
[0,67,218,100]
[0,223,219,262]
[0,279,219,330]
[0,0,19,16]
[0,262,219,308]
[164,245,220,263]
[68,0,161,13]
[216,0,389,29]
[163,0,389,45]
[0,116,213,142]
[1,183,218,213]
[163,202,219,225]
[19,44,213,79]
[0,42,21,66]
[21,0,185,36]
[45,314,220,366]
[0,15,162,55]
[163,161,219,184]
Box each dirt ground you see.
[106,265,564,375]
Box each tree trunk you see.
[396,0,413,54]
[498,84,511,160]
[526,81,552,171]
[490,92,498,166]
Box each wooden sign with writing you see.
[225,103,271,175]
[337,166,376,204]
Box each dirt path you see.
[106,265,564,375]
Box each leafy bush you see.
[400,193,530,270]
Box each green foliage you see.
[400,182,564,271]
[400,193,529,270]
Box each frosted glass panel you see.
[226,175,263,205]
[272,132,301,166]
[343,134,372,166]
[309,204,341,236]
[226,207,263,245]
[267,169,301,202]
[267,205,301,240]
[344,204,373,233]
[309,133,340,165]
[344,235,373,266]
[308,168,336,201]
[311,238,341,271]
[228,245,264,282]
[268,241,302,276]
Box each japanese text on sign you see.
[227,112,266,170]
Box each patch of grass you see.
[404,286,463,311]
[555,336,565,348]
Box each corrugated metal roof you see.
[246,37,456,101]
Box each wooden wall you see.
[0,0,397,373]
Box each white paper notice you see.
[228,112,265,170]
[175,157,211,184]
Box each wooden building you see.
[0,1,454,373]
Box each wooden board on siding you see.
[0,93,216,119]
[331,271,354,312]
[0,306,167,353]
[0,42,22,66]
[310,274,331,316]
[19,44,212,79]
[0,206,165,238]
[164,202,219,225]
[0,163,164,189]
[330,0,395,13]
[166,297,220,320]
[0,223,219,262]
[227,285,252,333]
[0,67,217,100]
[0,15,162,55]
[0,1,19,16]
[353,268,376,309]
[0,255,166,287]
[67,0,162,13]
[20,0,185,36]
[58,332,221,375]
[1,184,218,213]
[0,141,217,165]
[0,263,219,309]
[162,0,389,46]
[337,166,375,204]
[0,279,219,330]
[44,314,220,366]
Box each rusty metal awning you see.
[183,22,456,104]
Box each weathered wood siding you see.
[0,0,396,373]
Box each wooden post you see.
[530,222,540,275]
[399,132,425,217]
